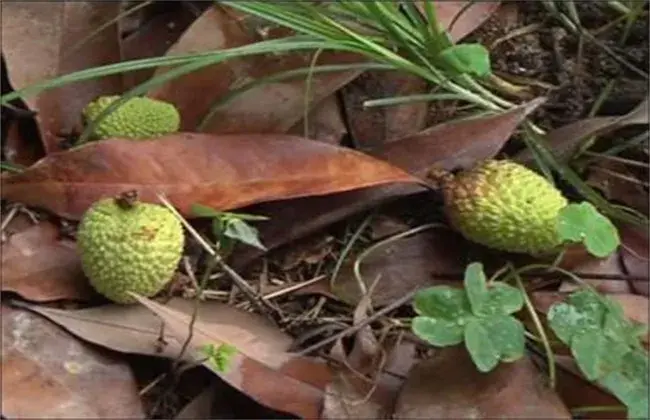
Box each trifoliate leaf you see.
[557,202,620,258]
[413,286,472,319]
[547,288,607,345]
[464,318,500,372]
[571,330,629,381]
[412,316,465,346]
[438,44,491,77]
[479,283,525,317]
[464,262,489,315]
[223,219,266,251]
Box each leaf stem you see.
[513,268,556,389]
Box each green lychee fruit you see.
[440,159,569,256]
[77,195,185,304]
[82,95,180,141]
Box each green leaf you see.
[571,330,629,381]
[412,316,465,346]
[464,318,500,372]
[547,288,607,345]
[484,315,526,362]
[413,286,472,319]
[557,202,621,258]
[598,350,649,419]
[191,203,222,218]
[464,262,489,315]
[223,219,267,251]
[437,44,491,77]
[603,309,648,349]
[479,283,525,317]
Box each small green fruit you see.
[82,95,180,141]
[77,195,184,304]
[440,159,569,256]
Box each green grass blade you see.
[0,36,330,105]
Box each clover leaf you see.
[411,262,526,372]
[547,288,649,419]
[557,202,620,258]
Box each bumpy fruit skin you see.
[82,95,180,141]
[442,159,569,256]
[77,197,184,304]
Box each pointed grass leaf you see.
[411,316,465,347]
[557,202,621,258]
[412,286,472,319]
[464,262,489,315]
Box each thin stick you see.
[294,288,419,356]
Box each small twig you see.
[156,193,276,319]
[294,288,419,357]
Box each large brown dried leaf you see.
[287,95,348,145]
[147,6,363,135]
[393,347,571,419]
[341,71,430,149]
[1,221,93,302]
[586,160,649,216]
[1,304,144,419]
[1,2,124,154]
[370,97,546,176]
[515,97,649,164]
[13,298,333,419]
[230,98,546,268]
[332,220,468,307]
[0,132,420,220]
[119,3,200,90]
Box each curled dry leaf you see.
[321,287,417,419]
[1,1,124,154]
[393,347,571,419]
[1,304,144,419]
[1,221,94,302]
[0,132,420,220]
[230,97,546,268]
[147,5,363,135]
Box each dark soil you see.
[468,0,648,130]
